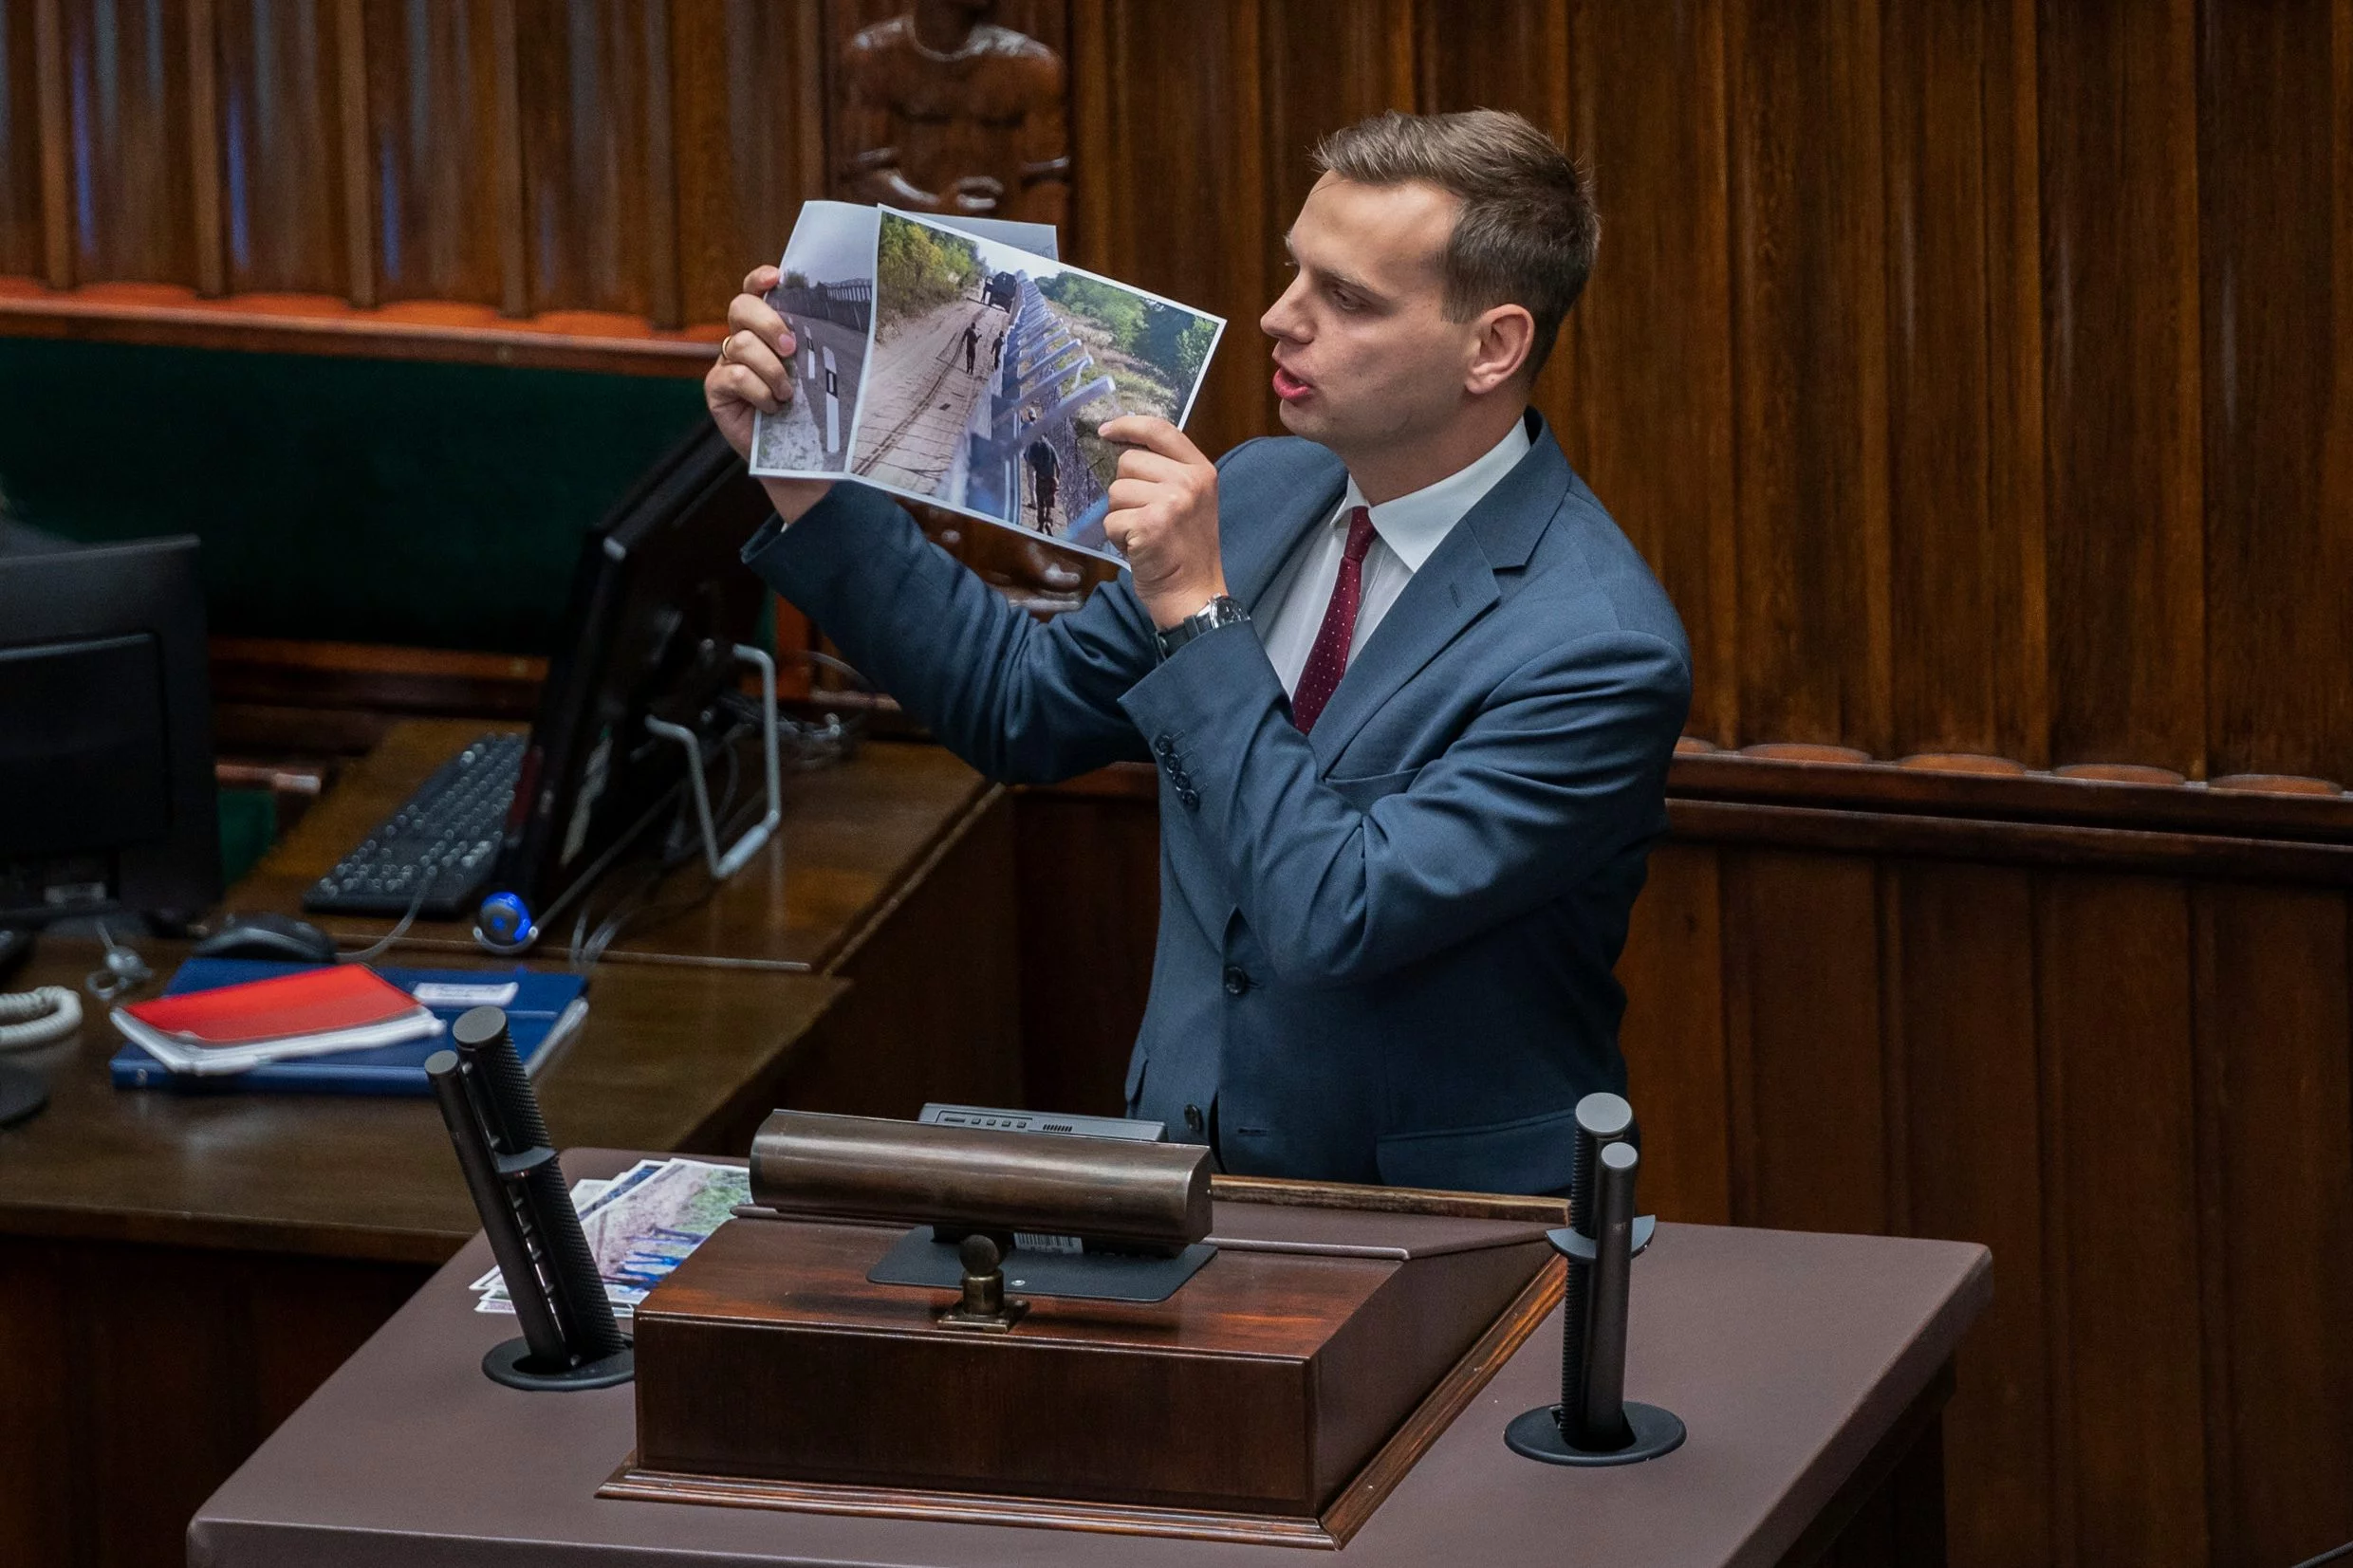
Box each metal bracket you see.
[642,644,783,883]
[1547,1215,1657,1264]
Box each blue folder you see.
[109,958,588,1098]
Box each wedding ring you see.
[717,333,734,364]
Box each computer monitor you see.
[0,533,222,928]
[476,425,773,947]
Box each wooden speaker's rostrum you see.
[603,1115,1566,1548]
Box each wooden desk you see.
[0,936,842,1568]
[189,1150,1991,1568]
[227,718,1001,973]
[1,704,1027,1568]
[226,718,1026,1118]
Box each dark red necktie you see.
[1291,506,1379,733]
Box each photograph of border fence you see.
[750,205,878,475]
[851,207,1223,559]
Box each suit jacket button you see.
[1183,1103,1206,1134]
[1154,734,1176,757]
[1222,966,1251,996]
[1179,787,1200,810]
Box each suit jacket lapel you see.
[1224,459,1349,617]
[1306,415,1571,768]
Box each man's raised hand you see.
[1100,415,1225,630]
[706,265,833,524]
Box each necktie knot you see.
[1342,506,1378,564]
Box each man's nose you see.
[1261,279,1309,341]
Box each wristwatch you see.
[1155,594,1250,660]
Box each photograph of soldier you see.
[1024,431,1059,531]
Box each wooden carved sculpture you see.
[840,0,1071,229]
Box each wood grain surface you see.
[9,1,2353,779]
[1022,756,2353,1568]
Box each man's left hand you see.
[1101,415,1227,630]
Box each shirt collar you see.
[1339,418,1534,572]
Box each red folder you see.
[117,965,434,1054]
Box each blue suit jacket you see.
[743,410,1691,1194]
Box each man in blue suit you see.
[706,109,1690,1194]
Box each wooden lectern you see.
[601,1114,1568,1548]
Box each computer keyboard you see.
[304,732,525,920]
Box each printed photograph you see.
[850,207,1224,558]
[750,205,876,476]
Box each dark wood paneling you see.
[1012,782,1159,1117]
[2189,885,2353,1568]
[213,0,348,297]
[58,0,197,286]
[1889,861,2052,1567]
[1615,839,1732,1224]
[6,0,2353,793]
[670,0,824,325]
[2196,0,2353,784]
[361,0,508,307]
[1881,0,2047,765]
[1722,848,1890,1233]
[1067,0,1268,459]
[512,0,653,318]
[1726,0,1893,753]
[0,1236,424,1568]
[1557,0,1740,748]
[2035,874,2209,1566]
[2037,0,2206,772]
[0,2,44,278]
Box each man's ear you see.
[1465,304,1537,397]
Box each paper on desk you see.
[472,1159,750,1319]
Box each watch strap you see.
[1156,594,1250,659]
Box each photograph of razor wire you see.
[853,209,1220,557]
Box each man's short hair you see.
[1312,109,1598,380]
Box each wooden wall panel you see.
[2036,0,2206,773]
[1614,839,1732,1224]
[57,0,197,286]
[1888,862,2052,1566]
[1556,0,1740,747]
[1068,0,1268,461]
[1018,766,2353,1568]
[1722,849,1890,1233]
[2196,0,2353,784]
[1881,0,2047,765]
[670,0,824,325]
[2190,885,2353,1568]
[2035,874,2209,1567]
[512,0,655,318]
[213,0,348,296]
[0,3,44,279]
[360,0,507,307]
[1725,0,1892,753]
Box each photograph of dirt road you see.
[750,205,876,475]
[852,208,1223,557]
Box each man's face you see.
[1261,175,1475,457]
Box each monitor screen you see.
[0,535,219,926]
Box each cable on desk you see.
[339,876,435,966]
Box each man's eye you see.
[1328,286,1360,312]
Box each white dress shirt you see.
[1256,421,1533,697]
